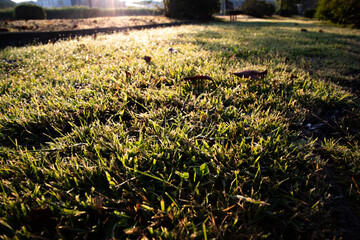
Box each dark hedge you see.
[13,4,46,20]
[0,6,162,20]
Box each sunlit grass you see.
[0,18,359,239]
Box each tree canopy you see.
[315,0,360,28]
[276,0,299,16]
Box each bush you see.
[315,0,360,28]
[13,4,46,20]
[241,0,276,18]
[164,0,219,20]
[303,9,315,18]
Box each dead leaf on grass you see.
[124,227,141,235]
[232,70,267,79]
[143,55,152,63]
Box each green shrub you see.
[164,0,219,20]
[241,0,276,18]
[315,0,360,28]
[13,4,46,20]
[303,9,315,18]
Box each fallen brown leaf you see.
[232,70,267,79]
[143,56,152,63]
[124,227,141,235]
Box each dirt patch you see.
[0,16,179,33]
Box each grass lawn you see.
[0,17,360,239]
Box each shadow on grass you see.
[187,20,360,93]
[0,97,151,149]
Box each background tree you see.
[0,0,16,8]
[163,0,219,20]
[277,0,299,16]
[240,0,276,18]
[315,0,360,28]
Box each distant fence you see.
[0,7,163,20]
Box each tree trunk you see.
[221,0,226,15]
